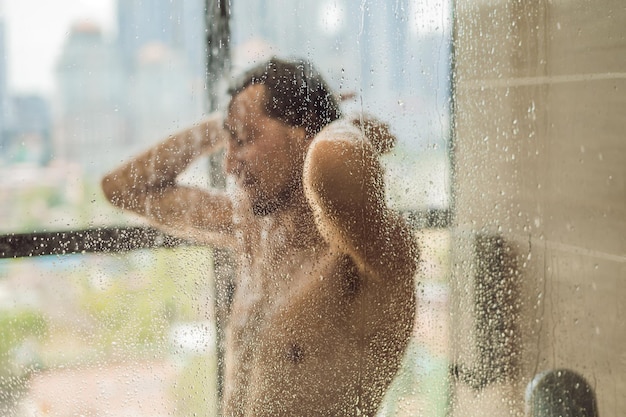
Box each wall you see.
[450,0,625,415]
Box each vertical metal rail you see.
[206,0,231,111]
[205,0,232,411]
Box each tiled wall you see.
[451,1,625,415]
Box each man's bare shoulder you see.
[304,118,379,203]
[303,116,418,285]
[312,114,396,153]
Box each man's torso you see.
[221,207,416,417]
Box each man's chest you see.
[227,239,363,349]
[230,242,328,329]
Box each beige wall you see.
[450,1,625,416]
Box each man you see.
[102,57,418,417]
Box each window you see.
[0,1,452,416]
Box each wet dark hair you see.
[228,57,342,137]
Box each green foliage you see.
[0,309,48,409]
[79,279,171,353]
[9,185,62,231]
[5,177,129,234]
[0,310,47,376]
[172,354,219,417]
[77,247,214,358]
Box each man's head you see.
[228,57,341,138]
[224,57,341,216]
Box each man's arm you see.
[101,112,236,247]
[303,121,419,281]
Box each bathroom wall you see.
[450,0,625,415]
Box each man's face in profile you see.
[224,84,309,215]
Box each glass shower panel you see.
[229,1,452,416]
[1,1,217,416]
[0,1,455,416]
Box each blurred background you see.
[0,1,453,416]
[3,1,623,416]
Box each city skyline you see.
[0,0,209,175]
[2,0,451,96]
[1,0,452,181]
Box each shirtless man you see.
[102,57,418,417]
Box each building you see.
[55,22,128,176]
[117,0,206,79]
[4,94,52,166]
[130,41,205,149]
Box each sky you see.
[3,0,115,95]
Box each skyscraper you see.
[6,94,51,165]
[130,41,204,147]
[116,0,208,150]
[55,22,128,176]
[117,0,206,78]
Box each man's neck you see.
[261,188,323,249]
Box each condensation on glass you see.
[0,1,454,416]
